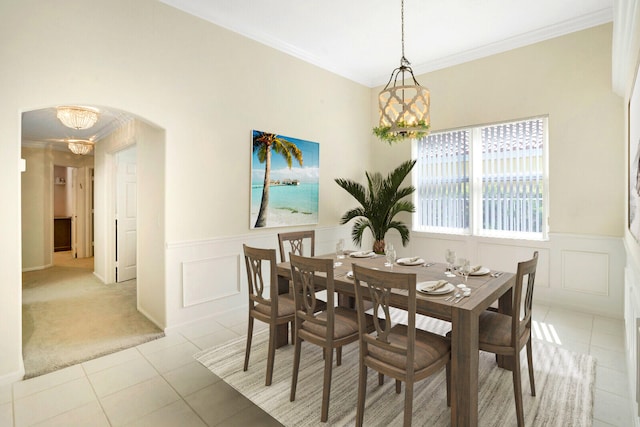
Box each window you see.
[413,117,548,240]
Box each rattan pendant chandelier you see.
[373,0,430,144]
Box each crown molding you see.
[160,1,613,89]
[373,8,614,87]
[612,0,640,98]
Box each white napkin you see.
[399,257,423,265]
[422,280,448,292]
[470,265,482,273]
[350,251,374,258]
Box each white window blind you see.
[415,130,470,231]
[414,117,547,240]
[480,120,545,236]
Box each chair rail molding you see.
[403,231,624,318]
[164,225,353,332]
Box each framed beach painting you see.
[250,130,319,229]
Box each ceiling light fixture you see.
[56,106,100,130]
[373,0,430,144]
[67,139,94,155]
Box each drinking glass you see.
[445,249,456,272]
[458,258,471,286]
[384,244,396,268]
[336,239,345,259]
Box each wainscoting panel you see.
[624,259,640,425]
[182,254,240,307]
[165,226,354,331]
[561,250,609,295]
[476,243,550,289]
[399,231,624,318]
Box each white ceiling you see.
[22,107,134,153]
[21,0,614,149]
[159,0,614,87]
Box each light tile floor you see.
[1,305,634,426]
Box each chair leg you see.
[526,340,536,396]
[378,373,384,386]
[321,346,334,422]
[290,333,302,401]
[265,326,277,386]
[395,379,401,394]
[403,380,414,427]
[243,316,254,371]
[290,320,295,344]
[336,346,342,366]
[445,361,451,407]
[356,362,367,427]
[512,351,524,427]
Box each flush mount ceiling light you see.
[56,106,100,130]
[373,0,430,144]
[67,139,94,155]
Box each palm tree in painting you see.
[253,131,303,228]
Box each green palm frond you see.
[335,160,416,250]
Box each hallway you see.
[22,253,164,378]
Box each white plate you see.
[418,281,455,295]
[396,257,425,266]
[349,251,375,258]
[397,257,425,266]
[469,266,491,276]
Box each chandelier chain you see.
[401,0,405,62]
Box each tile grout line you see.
[81,362,114,426]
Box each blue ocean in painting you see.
[251,182,319,226]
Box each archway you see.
[21,105,166,376]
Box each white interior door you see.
[116,146,137,282]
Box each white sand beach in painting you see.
[250,181,318,228]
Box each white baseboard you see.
[0,361,24,386]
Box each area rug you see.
[22,265,164,378]
[195,313,595,426]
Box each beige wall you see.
[372,24,625,237]
[2,2,627,383]
[1,0,371,381]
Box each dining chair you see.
[278,230,315,262]
[477,251,539,427]
[242,244,296,386]
[289,254,379,422]
[352,264,451,427]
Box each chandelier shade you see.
[67,140,94,155]
[373,0,430,144]
[56,106,99,130]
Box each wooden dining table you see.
[276,253,516,427]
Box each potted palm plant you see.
[335,159,416,254]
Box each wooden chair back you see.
[511,251,539,346]
[243,244,279,320]
[352,264,417,378]
[278,230,315,262]
[289,253,334,331]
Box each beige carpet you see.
[22,255,164,378]
[196,312,595,426]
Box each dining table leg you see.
[451,308,479,427]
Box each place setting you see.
[417,279,455,295]
[444,249,491,278]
